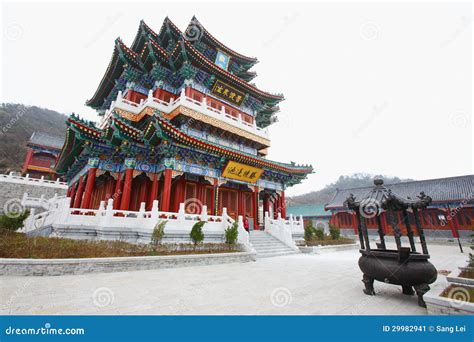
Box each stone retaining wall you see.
[0,180,66,214]
[0,251,256,276]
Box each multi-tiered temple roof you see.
[85,17,282,128]
[57,17,312,218]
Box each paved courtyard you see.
[0,243,466,315]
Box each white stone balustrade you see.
[0,172,67,189]
[22,192,65,211]
[99,89,270,140]
[264,211,304,251]
[22,196,254,251]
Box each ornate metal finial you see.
[345,193,357,209]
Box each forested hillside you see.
[288,173,413,205]
[0,104,67,173]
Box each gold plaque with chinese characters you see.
[221,161,264,183]
[211,80,246,106]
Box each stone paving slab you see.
[0,243,466,315]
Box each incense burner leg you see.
[414,283,430,307]
[362,274,375,295]
[402,285,415,296]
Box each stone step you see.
[249,231,300,259]
[251,244,286,249]
[257,251,298,258]
[250,240,282,245]
[253,245,294,251]
[250,241,291,247]
[250,237,281,242]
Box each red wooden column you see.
[281,191,286,219]
[21,149,33,174]
[120,169,134,211]
[263,193,270,216]
[73,176,85,208]
[253,186,259,230]
[148,173,160,210]
[273,194,279,218]
[161,169,173,212]
[69,182,77,208]
[211,178,218,215]
[113,173,123,209]
[81,168,97,209]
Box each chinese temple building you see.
[56,17,313,229]
[22,132,64,180]
[325,175,474,240]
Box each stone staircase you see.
[249,230,299,258]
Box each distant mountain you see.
[0,103,68,173]
[288,173,414,205]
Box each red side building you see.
[325,175,474,240]
[22,132,64,180]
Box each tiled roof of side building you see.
[325,175,474,210]
[286,204,331,217]
[28,132,64,150]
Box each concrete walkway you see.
[0,243,466,315]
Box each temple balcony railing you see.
[99,89,270,141]
[21,196,254,252]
